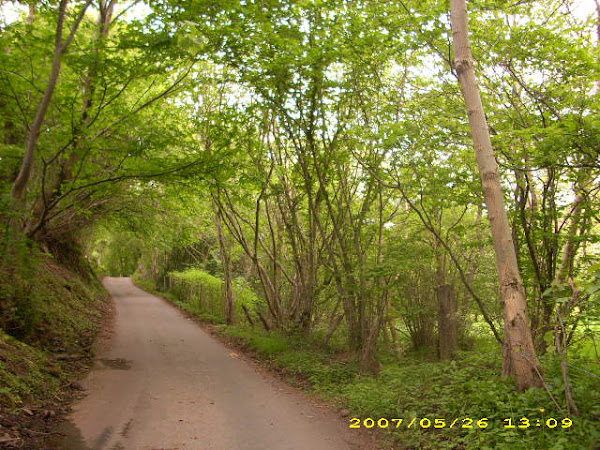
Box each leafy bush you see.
[225,328,290,355]
[166,269,261,323]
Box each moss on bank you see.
[0,329,61,409]
[1,257,106,353]
[0,253,109,448]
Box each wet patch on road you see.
[95,358,132,370]
[46,419,91,449]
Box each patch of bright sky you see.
[573,0,596,21]
[0,1,153,27]
[2,0,595,25]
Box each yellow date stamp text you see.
[349,417,573,429]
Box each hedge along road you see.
[52,277,377,450]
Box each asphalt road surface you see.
[53,277,376,450]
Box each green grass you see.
[0,329,62,407]
[225,328,291,354]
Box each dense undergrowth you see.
[138,272,600,450]
[134,269,261,324]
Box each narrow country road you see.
[52,277,375,450]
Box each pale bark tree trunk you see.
[27,3,36,25]
[450,0,543,390]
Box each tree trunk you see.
[323,313,344,346]
[450,0,543,390]
[27,0,115,239]
[11,0,92,205]
[27,3,36,25]
[241,304,255,327]
[11,0,69,203]
[438,284,458,360]
[359,313,381,374]
[215,208,235,325]
[257,309,272,332]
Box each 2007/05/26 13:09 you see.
[349,417,573,429]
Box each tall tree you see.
[449,0,543,390]
[11,0,92,204]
